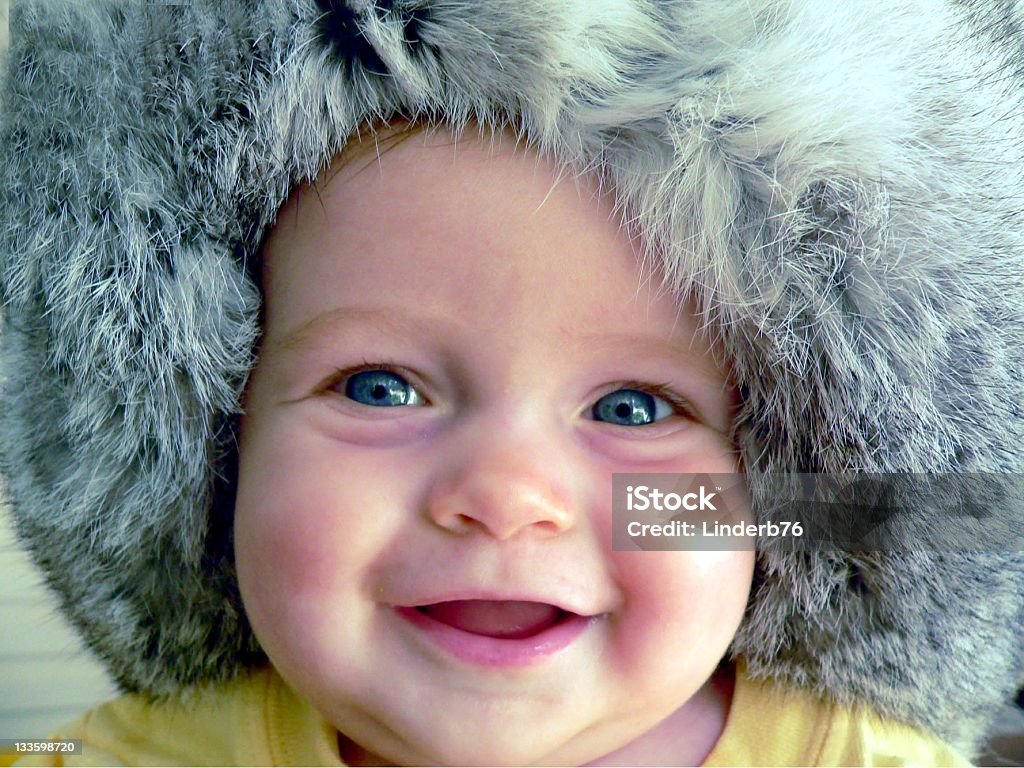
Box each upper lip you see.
[380,550,614,618]
[394,590,601,618]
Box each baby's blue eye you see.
[344,370,423,407]
[592,389,671,426]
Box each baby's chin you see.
[336,718,616,767]
[334,664,734,767]
[338,733,540,767]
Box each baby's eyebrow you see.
[575,332,727,386]
[264,306,441,358]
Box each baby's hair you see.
[317,117,431,190]
[313,116,528,190]
[250,119,427,320]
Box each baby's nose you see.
[426,462,575,540]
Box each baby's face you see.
[235,127,754,766]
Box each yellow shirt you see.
[12,666,971,767]
[702,673,971,767]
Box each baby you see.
[234,124,752,765]
[3,1,1023,766]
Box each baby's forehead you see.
[260,124,721,345]
[266,121,637,278]
[261,121,728,362]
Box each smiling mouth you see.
[413,599,570,640]
[395,598,594,667]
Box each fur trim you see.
[1,0,1023,755]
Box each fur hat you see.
[2,0,1023,756]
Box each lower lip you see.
[394,606,595,668]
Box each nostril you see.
[427,467,574,539]
[453,513,478,531]
[533,519,566,536]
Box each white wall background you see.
[0,508,118,740]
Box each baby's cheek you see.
[235,479,370,691]
[237,468,338,591]
[237,410,396,582]
[605,549,753,680]
[234,438,365,648]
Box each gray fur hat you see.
[2,0,1023,757]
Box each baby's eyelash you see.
[315,368,697,420]
[613,380,698,420]
[319,359,403,391]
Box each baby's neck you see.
[337,665,735,766]
[585,664,734,767]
